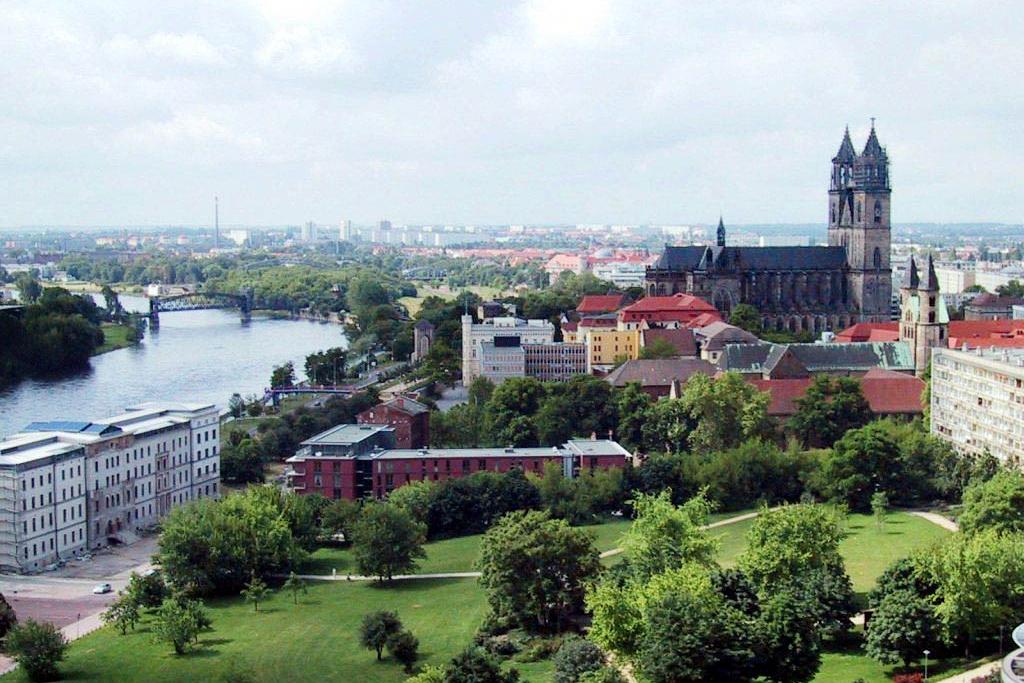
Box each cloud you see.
[255,27,359,76]
[118,112,263,156]
[104,32,229,66]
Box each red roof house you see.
[744,368,925,418]
[576,294,630,315]
[619,293,721,328]
[836,319,1024,349]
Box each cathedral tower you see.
[898,254,948,376]
[828,122,893,322]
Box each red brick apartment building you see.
[285,424,629,500]
[357,397,430,449]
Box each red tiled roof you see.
[577,294,629,314]
[688,312,723,328]
[622,293,717,313]
[579,315,618,328]
[744,369,924,417]
[561,321,579,332]
[640,328,697,356]
[834,322,899,343]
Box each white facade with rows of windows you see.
[0,402,220,572]
[931,346,1024,466]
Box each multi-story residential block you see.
[931,346,1024,466]
[286,435,629,500]
[461,315,555,382]
[357,397,430,449]
[0,402,220,572]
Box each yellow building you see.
[584,328,640,371]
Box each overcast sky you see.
[1,1,1022,228]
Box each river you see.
[0,295,348,436]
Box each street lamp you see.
[923,649,930,681]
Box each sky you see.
[1,1,1022,228]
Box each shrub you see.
[553,637,606,683]
[5,620,68,682]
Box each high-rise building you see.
[339,219,353,241]
[300,221,318,242]
[931,346,1024,465]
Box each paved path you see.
[0,608,108,676]
[909,510,960,532]
[935,659,999,682]
[297,509,765,581]
[599,509,763,559]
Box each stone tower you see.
[898,254,948,375]
[828,122,893,322]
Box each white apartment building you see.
[461,315,555,382]
[0,436,88,572]
[0,402,220,572]
[591,261,647,288]
[931,346,1024,466]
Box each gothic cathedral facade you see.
[645,124,894,333]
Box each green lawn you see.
[4,579,487,683]
[303,517,635,576]
[94,323,138,355]
[715,511,950,594]
[814,632,992,683]
[398,284,507,316]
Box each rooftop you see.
[576,294,629,314]
[300,423,395,447]
[604,358,717,387]
[621,292,717,314]
[364,439,628,460]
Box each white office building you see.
[0,402,220,572]
[461,315,555,383]
[931,346,1024,466]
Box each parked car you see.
[92,583,112,595]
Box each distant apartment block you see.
[931,346,1024,465]
[286,430,629,500]
[0,402,220,573]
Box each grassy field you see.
[93,323,138,355]
[714,511,951,595]
[303,516,634,576]
[398,284,507,316]
[4,579,486,683]
[7,509,963,683]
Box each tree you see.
[444,647,520,683]
[872,490,889,530]
[728,303,762,335]
[386,480,435,524]
[640,399,694,454]
[996,279,1024,298]
[157,487,305,595]
[320,497,361,542]
[387,629,420,673]
[639,588,755,683]
[680,372,773,453]
[914,528,1024,652]
[622,491,718,579]
[359,610,402,661]
[126,570,168,609]
[423,340,460,385]
[554,638,606,683]
[959,470,1024,536]
[407,665,446,683]
[0,593,17,640]
[152,598,200,655]
[14,275,42,304]
[865,588,935,668]
[305,347,347,385]
[814,422,904,511]
[788,375,873,448]
[476,510,601,633]
[578,670,626,683]
[228,393,245,418]
[738,504,855,639]
[614,382,651,452]
[638,336,680,359]
[351,503,427,581]
[102,592,141,634]
[756,590,822,683]
[282,571,308,605]
[241,574,269,612]
[270,361,296,388]
[5,620,68,682]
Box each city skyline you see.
[2,2,1022,226]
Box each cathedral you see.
[645,124,894,333]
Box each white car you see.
[92,583,112,595]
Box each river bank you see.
[93,323,139,355]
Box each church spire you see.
[923,253,940,291]
[834,126,856,163]
[903,255,920,290]
[862,118,885,158]
[716,216,726,247]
